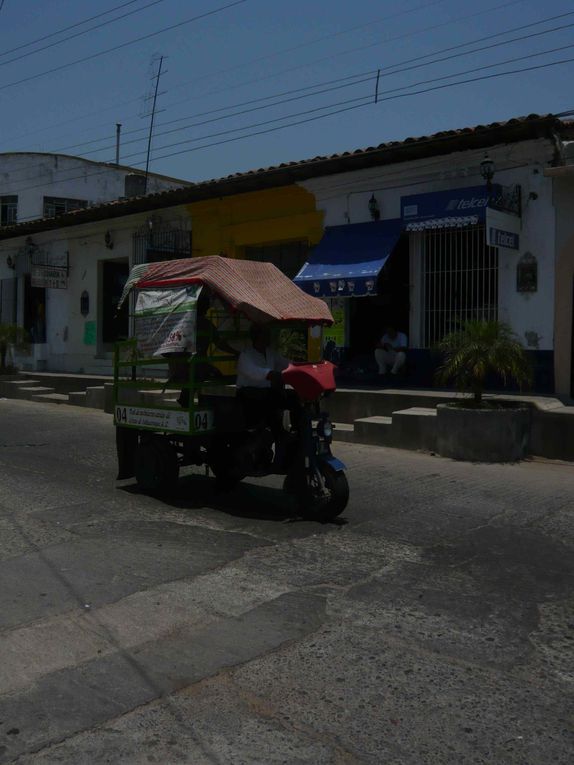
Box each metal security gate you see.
[132,227,192,265]
[422,225,498,347]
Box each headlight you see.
[317,418,333,440]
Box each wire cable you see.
[0,0,169,69]
[0,0,144,58]
[0,0,249,93]
[0,0,528,145]
[56,18,574,159]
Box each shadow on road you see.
[119,472,348,527]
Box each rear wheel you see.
[287,464,349,521]
[135,436,179,494]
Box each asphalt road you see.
[0,399,573,764]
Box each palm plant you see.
[0,323,29,372]
[435,320,532,406]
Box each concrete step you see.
[391,407,437,452]
[12,386,55,400]
[67,391,87,406]
[332,422,355,443]
[30,393,70,405]
[85,386,106,410]
[353,415,394,446]
[0,379,41,396]
[19,372,113,396]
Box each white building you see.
[1,115,574,397]
[0,152,190,225]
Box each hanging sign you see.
[486,207,520,250]
[134,285,201,357]
[31,251,69,289]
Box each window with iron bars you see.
[422,224,498,348]
[0,196,17,226]
[43,196,88,218]
[132,228,192,264]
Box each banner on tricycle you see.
[134,285,202,357]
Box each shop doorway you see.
[101,259,129,347]
[348,236,409,357]
[23,275,46,344]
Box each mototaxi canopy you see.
[119,255,333,326]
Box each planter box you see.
[436,403,531,462]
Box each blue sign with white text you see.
[401,185,503,223]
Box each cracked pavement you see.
[0,399,573,764]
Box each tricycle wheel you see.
[135,436,179,494]
[288,464,349,521]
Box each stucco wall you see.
[0,207,191,374]
[301,139,556,353]
[186,186,323,258]
[552,175,574,396]
[0,153,187,224]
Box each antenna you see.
[144,55,164,194]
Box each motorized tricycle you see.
[114,255,349,521]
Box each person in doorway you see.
[236,323,298,465]
[375,325,408,378]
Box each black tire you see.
[135,436,179,494]
[291,464,349,521]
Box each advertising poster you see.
[134,285,201,357]
[323,298,347,361]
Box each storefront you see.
[293,220,406,364]
[294,185,522,382]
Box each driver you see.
[236,324,298,462]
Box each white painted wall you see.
[300,139,556,351]
[0,206,192,373]
[0,153,189,224]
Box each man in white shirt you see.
[374,325,408,377]
[236,324,289,389]
[236,324,296,465]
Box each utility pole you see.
[115,123,122,166]
[144,55,164,195]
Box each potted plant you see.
[0,323,29,375]
[434,320,532,462]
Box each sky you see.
[0,0,573,184]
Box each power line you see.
[56,15,574,159]
[0,0,168,69]
[0,0,143,58]
[0,0,249,93]
[0,0,526,147]
[6,51,574,202]
[146,55,574,165]
[161,0,532,108]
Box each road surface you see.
[0,399,573,764]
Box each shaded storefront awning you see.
[401,184,521,249]
[294,219,403,298]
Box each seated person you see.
[374,325,408,378]
[236,324,300,457]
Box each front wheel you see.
[287,463,349,522]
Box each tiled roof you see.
[0,112,568,241]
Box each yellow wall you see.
[186,185,323,257]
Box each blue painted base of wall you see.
[336,349,555,395]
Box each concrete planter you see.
[436,403,531,462]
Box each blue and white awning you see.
[401,185,520,248]
[294,220,403,298]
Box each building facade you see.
[1,114,574,397]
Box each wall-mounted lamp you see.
[104,230,114,249]
[368,194,380,221]
[6,255,15,270]
[480,153,495,191]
